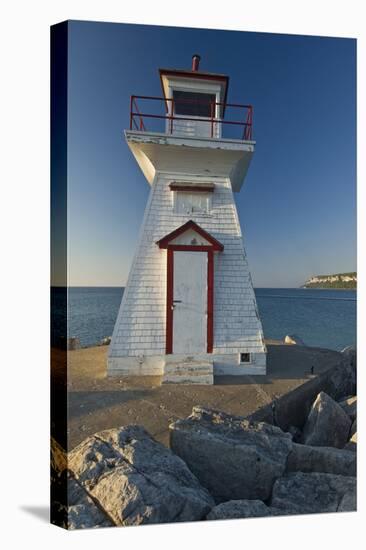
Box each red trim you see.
[165,247,215,355]
[129,95,253,137]
[167,245,213,252]
[169,184,214,193]
[207,250,214,353]
[157,220,224,251]
[166,249,173,354]
[159,68,229,83]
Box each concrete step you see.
[162,361,213,385]
[164,361,212,375]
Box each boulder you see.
[338,396,357,422]
[284,334,306,346]
[169,406,293,502]
[338,490,357,512]
[67,475,113,529]
[50,438,113,530]
[67,337,80,350]
[51,437,67,474]
[271,472,356,514]
[301,392,351,448]
[99,336,111,346]
[287,425,302,441]
[350,419,357,438]
[341,345,356,366]
[344,431,357,452]
[331,356,356,401]
[248,356,356,432]
[51,468,68,527]
[69,425,214,526]
[51,439,68,527]
[207,499,286,520]
[287,443,356,476]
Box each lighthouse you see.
[108,55,267,383]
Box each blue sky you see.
[67,20,356,287]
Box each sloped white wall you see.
[109,172,265,362]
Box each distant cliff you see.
[303,272,357,289]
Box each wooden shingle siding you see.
[109,173,265,358]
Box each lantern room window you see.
[173,90,216,117]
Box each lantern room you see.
[129,54,253,141]
[159,54,228,138]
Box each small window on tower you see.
[240,353,251,363]
[173,90,216,117]
[174,191,211,215]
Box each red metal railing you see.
[129,95,253,140]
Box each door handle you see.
[173,300,182,303]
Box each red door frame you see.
[165,245,214,355]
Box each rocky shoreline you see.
[51,346,356,529]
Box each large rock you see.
[287,443,356,476]
[67,476,113,529]
[248,354,356,432]
[51,437,67,474]
[338,490,357,512]
[69,425,214,526]
[207,499,284,520]
[344,431,357,452]
[271,472,356,514]
[51,439,68,527]
[301,392,351,448]
[338,396,357,421]
[67,337,80,350]
[341,345,356,366]
[350,419,357,438]
[99,336,111,346]
[284,334,306,346]
[170,406,293,502]
[51,438,113,530]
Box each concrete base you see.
[213,351,267,376]
[163,360,214,385]
[107,351,267,382]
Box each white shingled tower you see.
[108,55,267,383]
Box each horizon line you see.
[50,285,357,291]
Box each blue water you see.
[60,287,356,351]
[255,288,356,351]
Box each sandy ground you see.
[57,342,342,450]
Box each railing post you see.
[242,105,253,140]
[130,95,133,130]
[170,98,174,134]
[249,106,253,140]
[210,100,214,138]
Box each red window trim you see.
[169,184,214,193]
